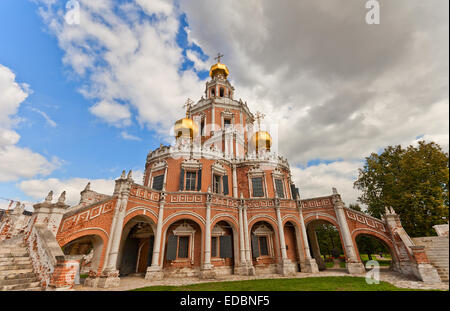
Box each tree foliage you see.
[315,224,343,258]
[354,141,449,237]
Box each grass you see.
[324,262,347,268]
[130,276,430,291]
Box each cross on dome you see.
[255,111,266,130]
[183,98,194,118]
[215,52,224,63]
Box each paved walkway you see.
[73,268,449,291]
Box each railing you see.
[129,183,298,209]
[25,225,78,290]
[26,225,60,288]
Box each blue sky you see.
[0,0,448,209]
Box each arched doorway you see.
[163,219,203,277]
[61,234,104,276]
[283,221,301,272]
[250,221,279,274]
[306,220,346,271]
[354,233,394,271]
[118,216,155,276]
[210,220,235,275]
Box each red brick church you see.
[0,58,445,290]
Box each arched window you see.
[211,88,215,97]
[220,87,225,97]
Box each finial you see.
[45,190,53,203]
[14,201,21,209]
[255,111,266,131]
[84,182,91,191]
[207,186,212,193]
[120,170,126,179]
[183,98,194,118]
[384,206,390,215]
[332,187,338,194]
[240,192,244,199]
[127,170,133,179]
[215,52,224,63]
[390,206,396,214]
[58,191,66,204]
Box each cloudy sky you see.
[0,0,448,210]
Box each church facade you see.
[0,58,444,289]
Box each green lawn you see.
[131,276,430,291]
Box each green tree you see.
[355,235,388,261]
[354,141,449,237]
[315,224,343,258]
[348,203,363,212]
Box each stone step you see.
[0,276,39,286]
[0,281,41,291]
[427,253,449,258]
[429,259,449,265]
[425,245,449,249]
[0,251,28,258]
[0,249,27,255]
[0,271,35,280]
[0,268,33,276]
[0,259,31,266]
[0,264,33,271]
[426,248,449,252]
[0,243,26,248]
[0,255,30,262]
[428,255,449,260]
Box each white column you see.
[297,206,311,260]
[149,200,165,269]
[276,206,288,260]
[203,202,213,269]
[335,202,357,261]
[104,197,127,271]
[232,165,238,198]
[211,105,215,133]
[243,206,252,262]
[238,206,247,265]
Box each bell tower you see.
[206,53,234,100]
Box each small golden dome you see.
[210,62,230,79]
[174,118,198,139]
[251,131,272,151]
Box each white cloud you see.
[30,107,57,127]
[37,0,204,139]
[120,131,141,141]
[89,100,131,127]
[0,146,61,182]
[186,50,209,72]
[291,161,364,207]
[0,64,61,182]
[179,0,448,201]
[34,0,448,203]
[0,64,29,127]
[19,170,144,207]
[179,0,449,163]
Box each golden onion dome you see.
[209,62,230,79]
[174,117,198,139]
[250,131,272,151]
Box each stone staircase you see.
[0,235,42,291]
[413,236,449,282]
